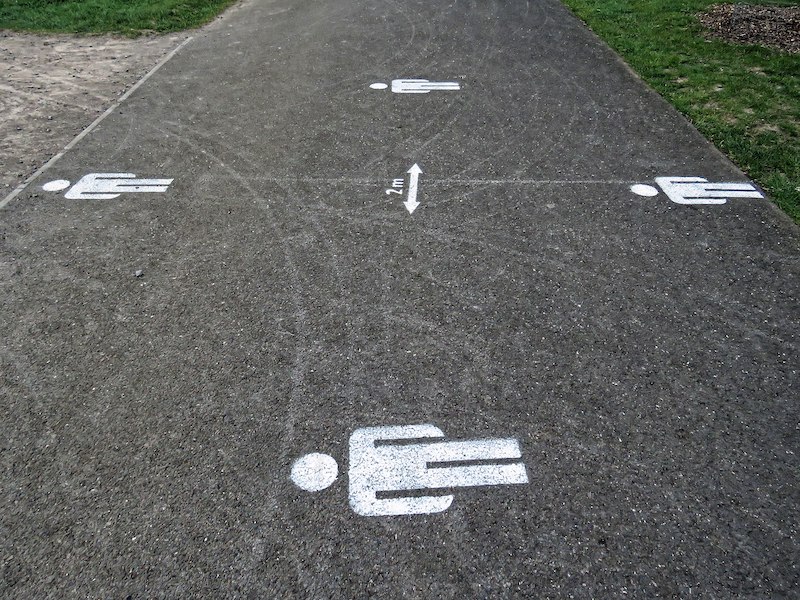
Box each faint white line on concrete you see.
[0,36,194,210]
[237,177,640,185]
[434,179,637,185]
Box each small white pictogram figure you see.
[370,79,461,94]
[43,173,174,200]
[630,176,764,205]
[291,424,529,517]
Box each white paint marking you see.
[291,424,529,516]
[429,178,636,186]
[653,176,764,205]
[228,176,639,186]
[404,163,422,214]
[630,184,659,197]
[42,179,71,192]
[385,177,405,196]
[61,173,173,200]
[348,424,528,517]
[291,453,339,492]
[0,36,193,210]
[369,79,461,94]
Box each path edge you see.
[0,35,194,210]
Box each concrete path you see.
[2,0,798,596]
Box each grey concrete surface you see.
[2,0,798,597]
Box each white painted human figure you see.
[290,424,529,517]
[370,79,461,94]
[392,79,460,94]
[630,176,763,205]
[43,173,174,199]
[349,424,528,516]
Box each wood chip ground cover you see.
[699,4,800,54]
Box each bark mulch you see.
[699,4,800,54]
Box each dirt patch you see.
[699,4,800,54]
[0,32,187,196]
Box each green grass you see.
[0,0,238,36]
[562,0,800,223]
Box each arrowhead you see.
[404,200,419,214]
[407,163,423,175]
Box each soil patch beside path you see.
[699,4,800,54]
[0,32,187,195]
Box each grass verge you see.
[561,0,799,223]
[0,0,238,36]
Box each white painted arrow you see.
[404,164,422,214]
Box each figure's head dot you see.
[43,179,71,192]
[369,82,388,90]
[630,184,659,197]
[291,453,338,492]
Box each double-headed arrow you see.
[404,164,422,214]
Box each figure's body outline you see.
[348,424,528,517]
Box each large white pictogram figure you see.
[291,424,529,517]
